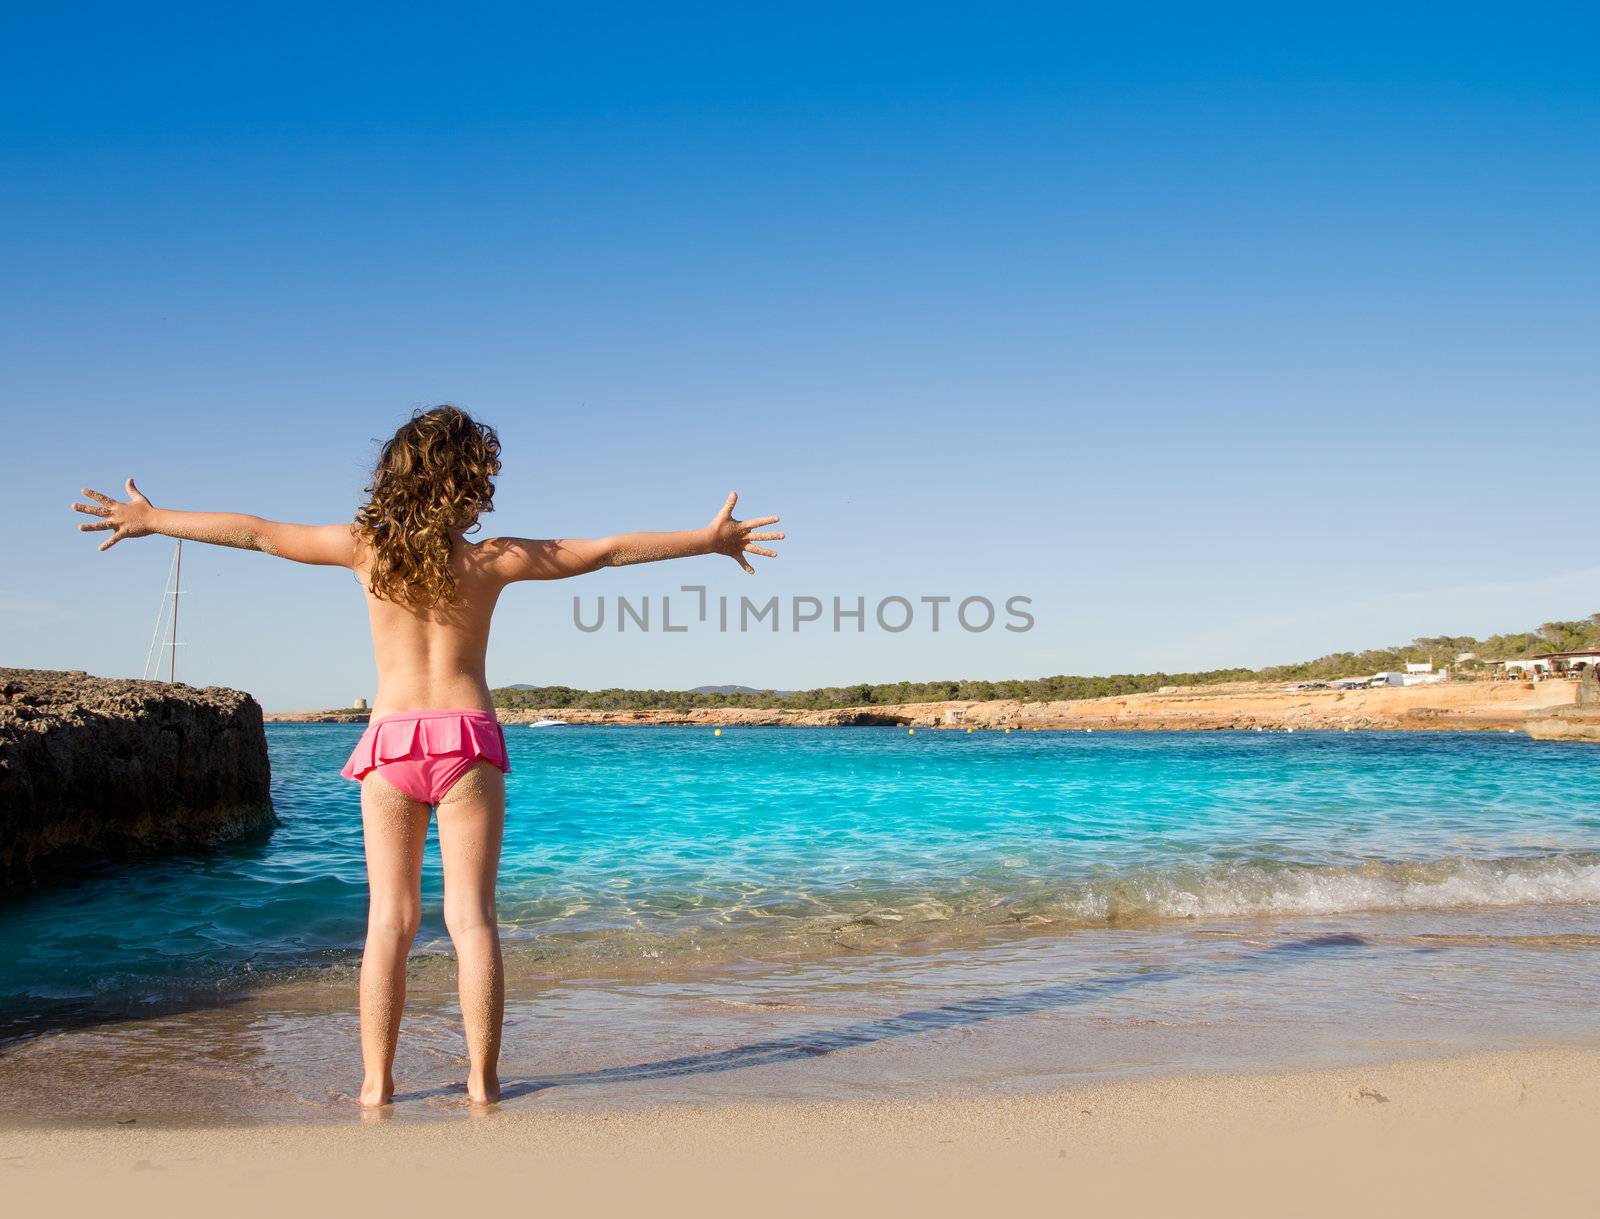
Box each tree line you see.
[491,614,1600,711]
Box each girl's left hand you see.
[73,479,156,552]
[706,491,784,574]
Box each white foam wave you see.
[1050,855,1600,924]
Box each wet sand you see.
[8,1047,1599,1217]
[6,911,1599,1214]
[6,909,1600,1125]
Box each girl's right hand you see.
[73,479,156,552]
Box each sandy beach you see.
[8,1046,1598,1217]
[14,704,1600,1216]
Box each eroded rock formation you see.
[1525,668,1600,743]
[0,668,275,891]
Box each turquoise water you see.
[4,727,1600,1038]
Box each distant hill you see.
[490,612,1600,713]
[504,682,791,696]
[690,684,795,696]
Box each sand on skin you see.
[7,1046,1597,1218]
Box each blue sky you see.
[3,3,1597,709]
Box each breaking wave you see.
[1027,852,1600,925]
[464,852,1600,977]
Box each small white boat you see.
[525,718,569,728]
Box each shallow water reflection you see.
[5,906,1599,1124]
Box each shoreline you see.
[10,1045,1599,1215]
[267,677,1585,733]
[8,900,1599,1128]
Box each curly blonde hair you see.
[355,405,501,608]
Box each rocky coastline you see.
[0,669,276,892]
[261,679,1585,735]
[487,678,1575,733]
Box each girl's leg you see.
[435,761,506,1104]
[358,771,430,1107]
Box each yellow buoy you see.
[713,728,722,736]
[1004,727,1011,734]
[966,727,973,734]
[908,728,916,735]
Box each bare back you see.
[357,534,506,717]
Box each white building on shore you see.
[1491,652,1600,678]
[1533,650,1600,674]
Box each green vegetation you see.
[491,614,1600,712]
[1255,613,1600,683]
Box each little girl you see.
[73,405,782,1107]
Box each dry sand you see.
[8,1046,1598,1217]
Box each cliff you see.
[0,669,276,892]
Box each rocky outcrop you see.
[1525,669,1600,743]
[0,669,275,892]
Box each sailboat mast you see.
[169,540,182,683]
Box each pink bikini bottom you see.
[340,708,511,805]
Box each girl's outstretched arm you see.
[73,479,355,567]
[485,491,783,582]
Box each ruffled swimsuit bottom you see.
[340,708,511,805]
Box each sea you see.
[2,726,1598,1120]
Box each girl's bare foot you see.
[467,1070,500,1105]
[359,1074,394,1108]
